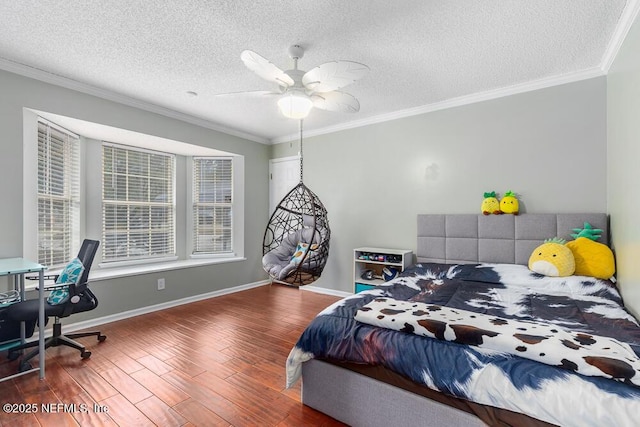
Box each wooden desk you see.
[0,258,45,382]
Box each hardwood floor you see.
[0,284,346,426]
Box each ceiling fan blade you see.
[302,61,369,93]
[311,91,360,113]
[214,90,279,97]
[240,50,294,87]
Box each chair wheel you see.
[19,361,32,372]
[81,350,92,359]
[7,351,20,361]
[98,335,106,342]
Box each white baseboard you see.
[24,280,349,340]
[301,285,352,298]
[60,279,270,334]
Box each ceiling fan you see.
[237,45,369,119]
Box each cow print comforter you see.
[355,297,640,387]
[286,262,640,427]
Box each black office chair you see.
[7,239,105,371]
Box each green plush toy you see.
[499,190,519,215]
[481,191,501,215]
[528,237,576,277]
[565,222,615,280]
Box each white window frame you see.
[23,109,245,280]
[32,118,82,268]
[191,157,233,255]
[187,156,244,259]
[101,142,177,266]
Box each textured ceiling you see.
[0,1,634,143]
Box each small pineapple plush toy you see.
[565,222,615,280]
[499,190,519,215]
[528,237,576,277]
[481,191,501,215]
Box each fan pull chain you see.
[299,119,304,183]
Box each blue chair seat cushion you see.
[47,288,70,305]
[56,257,85,285]
[47,257,85,306]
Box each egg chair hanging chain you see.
[261,117,331,287]
[299,119,304,183]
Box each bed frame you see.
[301,213,609,427]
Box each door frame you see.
[268,155,301,216]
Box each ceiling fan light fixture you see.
[278,90,313,119]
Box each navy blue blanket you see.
[286,263,640,427]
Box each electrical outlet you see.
[157,278,165,290]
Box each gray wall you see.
[272,78,608,293]
[0,69,269,323]
[607,15,640,318]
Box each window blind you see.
[102,143,175,262]
[192,158,233,254]
[37,120,80,267]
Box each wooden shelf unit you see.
[353,247,413,293]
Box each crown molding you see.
[270,67,605,144]
[0,57,269,145]
[600,0,640,73]
[5,0,633,149]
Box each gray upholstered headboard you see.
[417,213,609,265]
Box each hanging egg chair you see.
[262,121,331,286]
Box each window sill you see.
[24,256,246,290]
[91,256,246,282]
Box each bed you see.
[286,213,640,427]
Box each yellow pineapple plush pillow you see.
[499,190,519,215]
[565,223,615,280]
[528,238,575,277]
[481,191,500,215]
